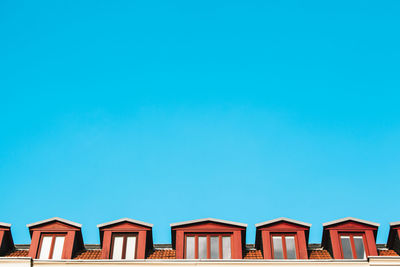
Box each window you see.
[38,234,66,259]
[185,234,231,259]
[110,234,137,260]
[340,234,366,259]
[271,234,297,259]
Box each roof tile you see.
[4,250,29,257]
[147,250,176,259]
[379,249,399,256]
[73,250,102,259]
[244,250,263,259]
[309,249,332,259]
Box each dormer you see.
[97,218,153,260]
[255,218,310,259]
[387,221,400,255]
[27,217,84,259]
[322,217,379,259]
[171,218,247,259]
[0,223,14,256]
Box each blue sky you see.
[1,0,400,245]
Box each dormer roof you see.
[170,218,247,228]
[27,217,82,229]
[0,222,11,228]
[255,217,311,228]
[323,217,379,228]
[97,218,153,228]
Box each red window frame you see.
[37,233,66,259]
[184,233,232,259]
[110,233,138,259]
[270,233,299,259]
[339,233,368,259]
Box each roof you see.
[170,218,247,228]
[0,222,11,228]
[26,217,82,228]
[97,218,153,228]
[390,221,400,227]
[323,217,380,227]
[255,217,311,228]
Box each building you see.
[1,217,400,267]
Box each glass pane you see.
[112,236,124,259]
[285,236,297,259]
[353,236,366,259]
[39,236,52,259]
[210,237,219,259]
[222,236,231,259]
[52,236,65,260]
[340,236,353,259]
[186,237,195,259]
[198,236,207,259]
[125,236,137,260]
[272,236,284,259]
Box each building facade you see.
[1,217,400,267]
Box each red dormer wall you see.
[323,220,378,259]
[256,221,309,259]
[0,225,13,256]
[99,221,152,259]
[28,220,83,259]
[172,221,245,259]
[387,224,400,255]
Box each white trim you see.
[390,221,400,227]
[170,218,247,228]
[27,217,82,228]
[323,217,379,227]
[97,218,153,228]
[255,217,311,228]
[0,222,11,228]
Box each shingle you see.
[4,250,29,257]
[147,249,176,259]
[308,249,332,259]
[379,249,399,256]
[73,250,102,259]
[244,250,263,259]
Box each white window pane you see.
[272,236,284,259]
[222,236,231,259]
[125,236,137,260]
[52,236,65,260]
[353,236,366,259]
[39,236,53,259]
[285,236,296,259]
[186,237,195,259]
[340,236,353,259]
[210,237,219,259]
[198,236,207,259]
[112,237,124,260]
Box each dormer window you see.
[185,234,231,259]
[111,234,137,260]
[322,217,379,259]
[171,218,247,259]
[27,217,84,260]
[271,234,297,259]
[340,234,366,259]
[38,234,66,259]
[97,218,153,260]
[255,218,311,259]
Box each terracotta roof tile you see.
[73,250,102,259]
[4,250,29,257]
[309,249,332,259]
[147,249,176,259]
[379,249,399,256]
[244,250,263,259]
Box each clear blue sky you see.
[1,0,400,245]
